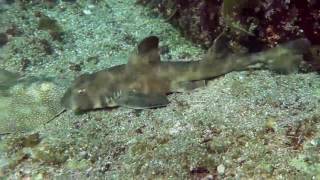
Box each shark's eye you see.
[77,88,87,95]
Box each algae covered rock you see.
[1,133,71,175]
[0,68,20,90]
[0,78,64,134]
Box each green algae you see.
[38,14,64,41]
[290,155,320,178]
[125,134,219,178]
[288,117,320,178]
[0,69,20,90]
[66,159,90,171]
[0,135,72,177]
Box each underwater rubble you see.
[0,69,64,134]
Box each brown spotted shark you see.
[61,35,310,112]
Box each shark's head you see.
[61,68,125,113]
[61,73,97,112]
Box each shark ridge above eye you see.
[61,34,311,113]
[77,88,87,95]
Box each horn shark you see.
[61,35,310,112]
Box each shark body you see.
[61,35,310,112]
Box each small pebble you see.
[0,33,8,47]
[83,9,92,15]
[88,4,95,9]
[217,164,225,175]
[69,63,82,71]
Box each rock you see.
[0,33,8,47]
[217,164,225,175]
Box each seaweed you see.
[0,69,20,90]
[38,14,64,41]
[221,0,257,35]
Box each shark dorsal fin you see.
[128,36,161,67]
[206,33,234,60]
[137,36,159,55]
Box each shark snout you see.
[61,88,96,112]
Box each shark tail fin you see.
[281,38,311,54]
[260,38,311,74]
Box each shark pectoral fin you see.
[115,92,169,109]
[171,80,206,92]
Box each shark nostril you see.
[77,88,87,95]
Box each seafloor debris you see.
[37,13,64,41]
[137,0,320,47]
[0,75,64,134]
[0,33,8,47]
[0,69,20,90]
